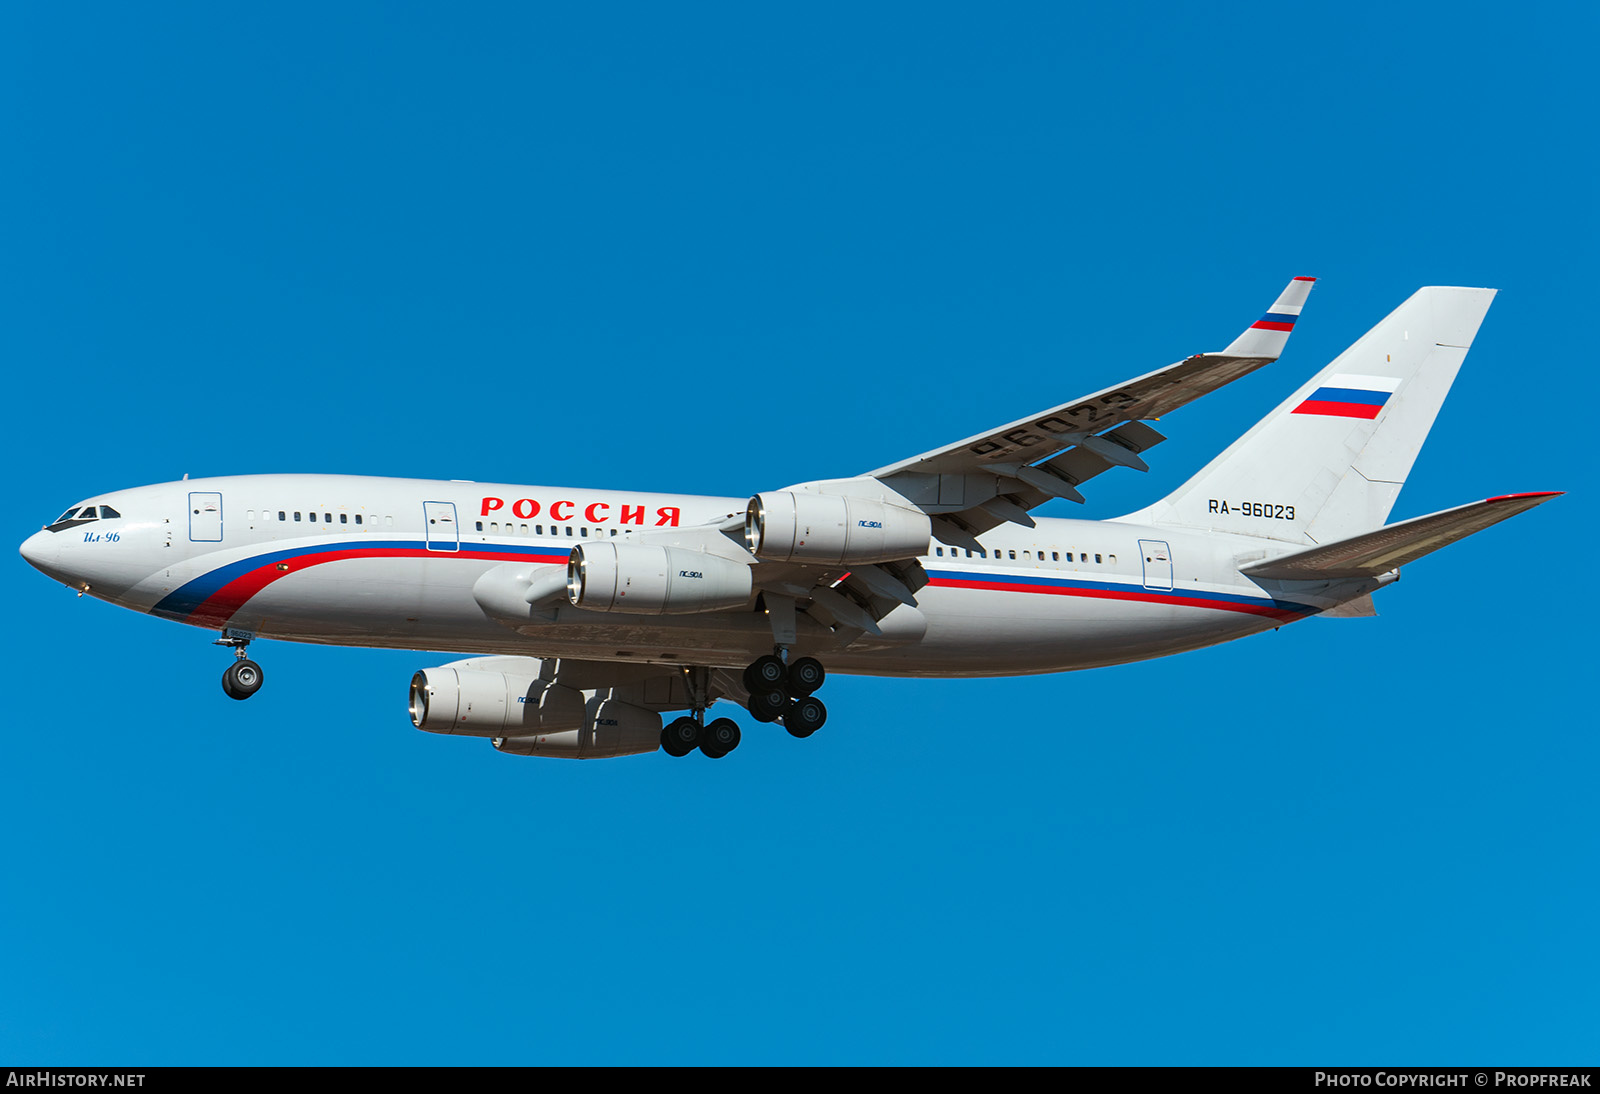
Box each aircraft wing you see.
[606,278,1322,645]
[864,276,1317,543]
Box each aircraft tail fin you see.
[1126,286,1498,545]
[1241,492,1561,580]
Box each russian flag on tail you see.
[1292,373,1401,419]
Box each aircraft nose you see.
[20,529,67,582]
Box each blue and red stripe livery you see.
[923,569,1316,621]
[152,540,571,627]
[1250,311,1301,332]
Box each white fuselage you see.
[20,473,1378,677]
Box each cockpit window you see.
[45,503,123,532]
[47,505,99,532]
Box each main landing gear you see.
[660,666,743,759]
[216,632,264,701]
[662,715,742,760]
[659,654,829,759]
[743,653,827,738]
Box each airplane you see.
[18,279,1559,760]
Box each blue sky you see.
[3,2,1594,1064]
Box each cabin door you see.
[423,501,459,552]
[1139,539,1173,591]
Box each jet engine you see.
[492,696,661,760]
[745,491,931,565]
[409,663,584,738]
[566,542,752,614]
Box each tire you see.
[747,688,787,723]
[787,657,825,697]
[701,718,741,757]
[662,716,699,756]
[743,655,788,694]
[223,659,264,701]
[785,696,826,738]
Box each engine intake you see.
[566,542,752,614]
[745,491,931,565]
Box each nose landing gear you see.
[216,631,264,700]
[222,658,264,700]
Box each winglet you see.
[1221,276,1317,359]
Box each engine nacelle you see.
[409,665,584,738]
[492,697,661,759]
[745,491,931,565]
[566,542,753,614]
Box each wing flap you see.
[1241,492,1561,580]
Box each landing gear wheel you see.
[748,687,788,723]
[787,657,825,697]
[743,654,788,694]
[700,718,741,758]
[662,716,700,757]
[785,696,826,738]
[222,659,264,701]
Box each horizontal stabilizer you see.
[1319,593,1377,618]
[1242,492,1561,580]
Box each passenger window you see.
[385,516,393,527]
[247,510,255,522]
[565,526,573,537]
[324,513,332,523]
[475,521,483,531]
[1095,553,1102,563]
[581,527,589,537]
[536,525,544,535]
[278,511,286,521]
[294,512,302,522]
[520,524,528,534]
[340,513,348,524]
[935,547,944,556]
[610,529,618,536]
[1009,550,1017,560]
[1052,551,1059,561]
